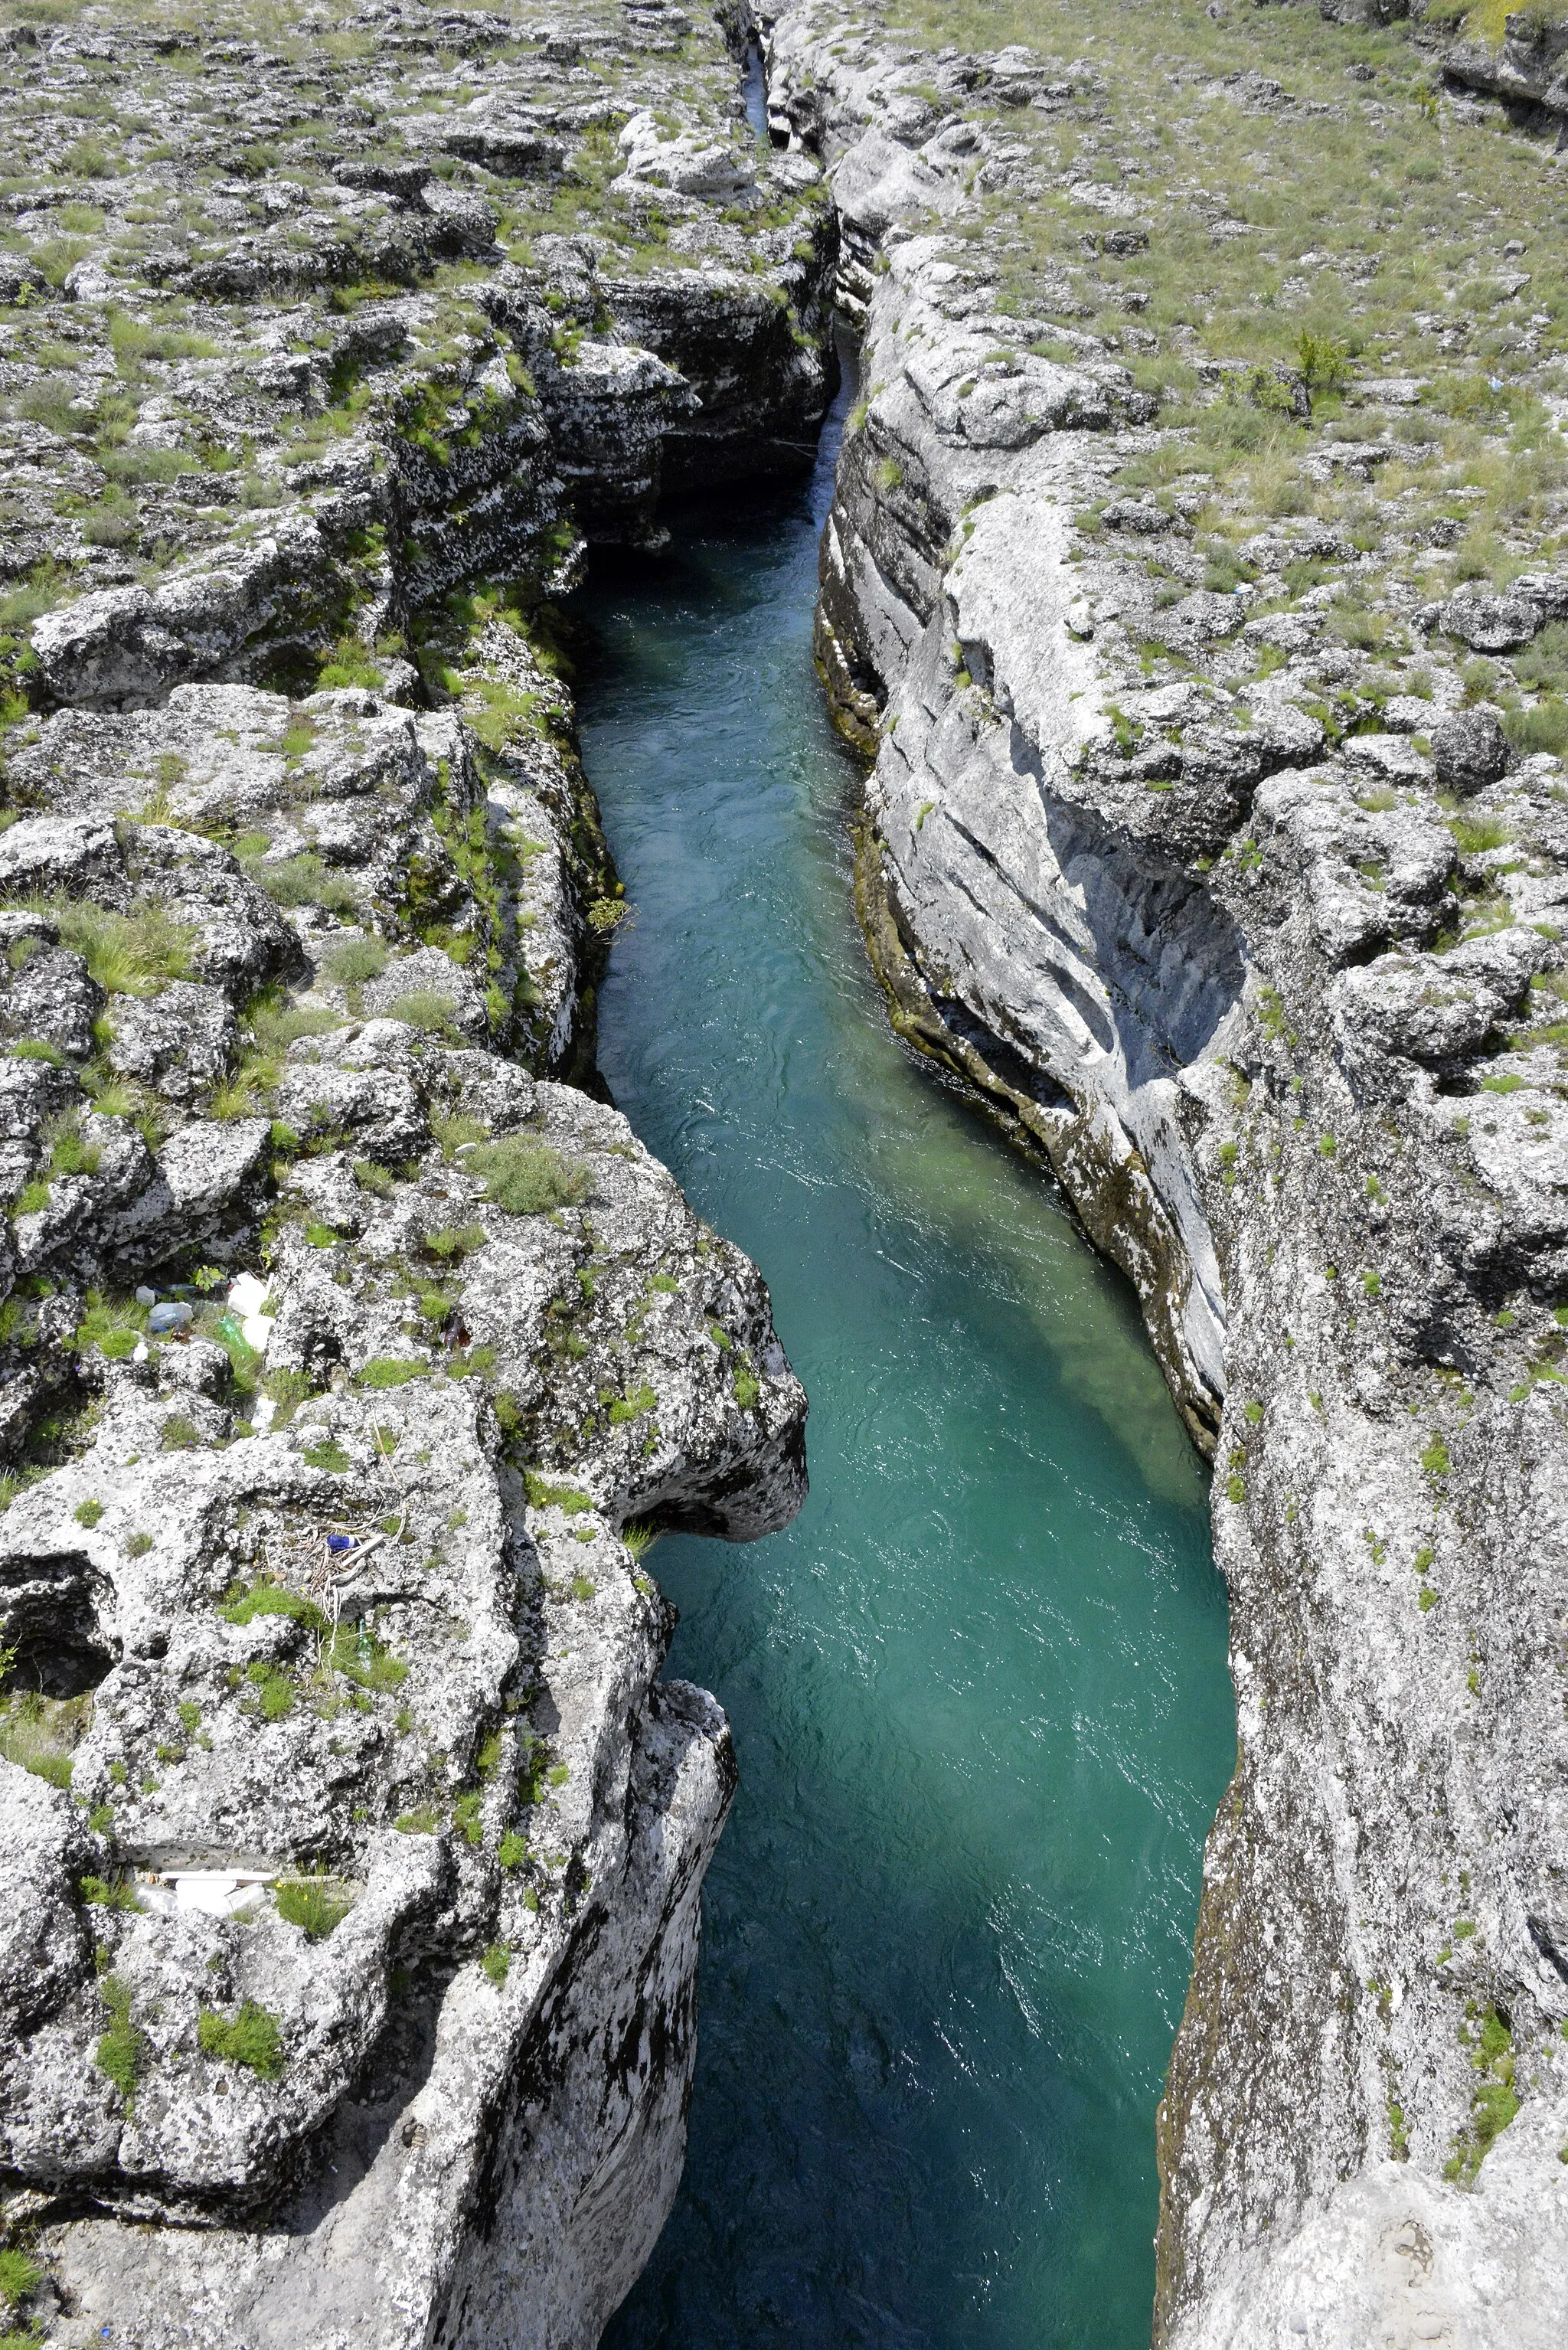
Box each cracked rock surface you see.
[0,4,825,2342]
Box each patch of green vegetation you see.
[302,1438,352,1474]
[79,1873,141,1911]
[321,935,388,987]
[273,1876,354,1940]
[245,854,358,917]
[482,1940,511,1987]
[524,1472,593,1515]
[247,998,341,1055]
[109,310,218,368]
[462,674,550,753]
[386,989,461,1035]
[1447,812,1512,856]
[394,1803,440,1834]
[467,1137,590,1215]
[245,1660,295,1721]
[328,1620,407,1693]
[218,1581,327,1636]
[73,1290,149,1361]
[355,1356,429,1389]
[0,2247,41,2316]
[315,632,384,691]
[198,1999,285,2080]
[433,1112,488,1161]
[0,1689,90,1789]
[95,1972,144,2110]
[1444,2002,1519,2186]
[423,1221,487,1263]
[8,899,193,996]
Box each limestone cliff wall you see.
[764,5,1568,2342]
[0,6,831,2342]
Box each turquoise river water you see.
[577,381,1234,2350]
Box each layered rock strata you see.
[0,5,825,2341]
[1442,15,1568,137]
[764,4,1568,2343]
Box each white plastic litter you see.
[137,1871,270,1920]
[228,1273,276,1356]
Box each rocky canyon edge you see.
[0,1,1565,2346]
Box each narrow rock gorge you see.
[763,0,1568,2341]
[1,0,1566,2346]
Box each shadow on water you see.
[577,367,1233,2348]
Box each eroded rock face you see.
[1443,16,1568,132]
[0,676,805,2342]
[765,2,1568,2342]
[0,0,836,716]
[0,10,826,2339]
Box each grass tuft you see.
[198,2000,285,2079]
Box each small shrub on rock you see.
[247,855,357,917]
[423,1221,487,1261]
[328,1622,407,1692]
[468,1138,590,1214]
[302,1438,352,1473]
[321,936,388,986]
[246,1662,295,1721]
[74,1293,145,1359]
[387,989,459,1035]
[44,1113,100,1179]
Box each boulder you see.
[1440,590,1540,653]
[1431,707,1511,795]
